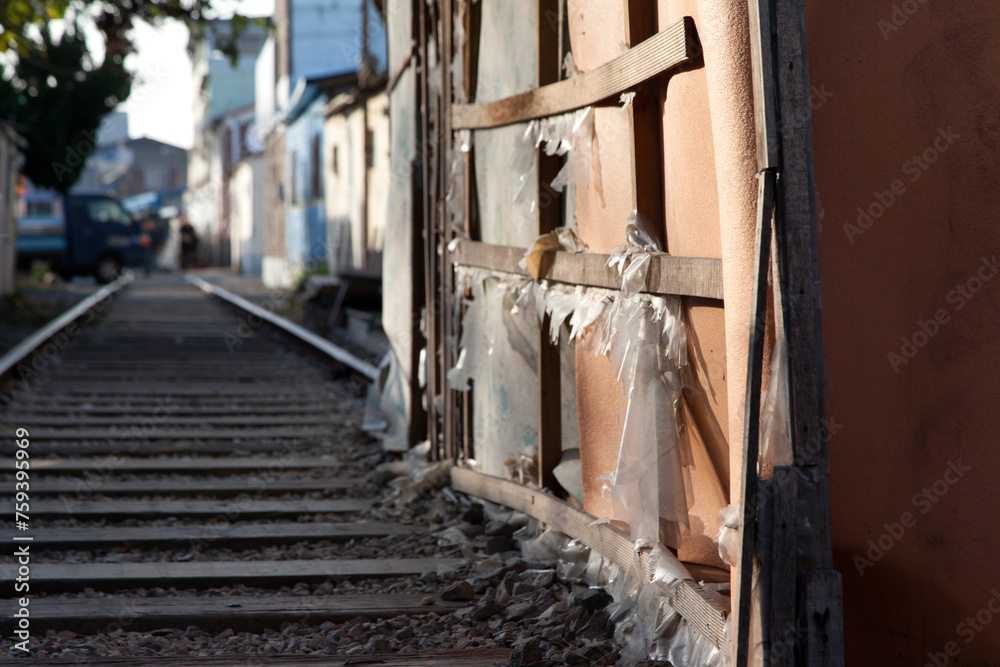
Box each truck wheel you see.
[95,255,123,284]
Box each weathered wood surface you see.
[0,594,466,634]
[735,169,776,667]
[2,456,342,474]
[3,558,466,592]
[26,498,370,519]
[0,521,416,549]
[451,467,728,649]
[0,477,354,497]
[451,239,725,300]
[452,18,698,129]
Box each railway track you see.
[0,275,517,665]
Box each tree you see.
[0,1,253,191]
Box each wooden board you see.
[452,17,698,129]
[1,649,511,667]
[735,168,776,667]
[20,427,338,440]
[5,403,336,414]
[1,456,342,475]
[0,441,332,457]
[6,415,339,427]
[15,383,330,396]
[451,239,725,300]
[0,477,354,497]
[9,558,466,592]
[0,594,467,634]
[450,467,727,648]
[25,498,370,519]
[0,521,416,549]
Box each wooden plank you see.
[5,402,336,413]
[451,239,725,300]
[0,273,131,381]
[441,0,455,462]
[769,0,842,662]
[768,466,798,667]
[185,275,379,381]
[535,0,562,496]
[0,477,354,497]
[21,427,338,441]
[734,169,775,667]
[2,649,512,667]
[0,522,417,550]
[4,558,465,593]
[1,456,342,475]
[452,17,698,129]
[0,441,332,457]
[804,570,844,665]
[4,415,339,426]
[749,0,779,169]
[24,498,369,519]
[451,467,728,648]
[624,0,667,245]
[16,384,335,396]
[0,594,467,634]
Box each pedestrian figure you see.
[180,216,199,270]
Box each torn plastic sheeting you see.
[595,293,690,547]
[760,337,793,468]
[714,503,741,568]
[592,211,691,548]
[509,107,596,225]
[450,0,467,103]
[362,349,409,452]
[529,528,728,666]
[445,130,472,233]
[550,107,595,193]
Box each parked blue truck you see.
[17,189,151,283]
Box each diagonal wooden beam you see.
[451,17,699,129]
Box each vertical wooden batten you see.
[536,0,563,493]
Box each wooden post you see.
[734,169,775,667]
[746,0,844,663]
[623,0,667,245]
[536,0,562,492]
[417,0,440,458]
[440,0,456,461]
[771,0,842,663]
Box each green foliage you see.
[0,22,131,191]
[0,1,263,190]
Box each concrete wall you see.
[229,156,265,275]
[324,91,390,274]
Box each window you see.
[311,135,322,199]
[332,145,339,176]
[85,199,133,225]
[367,130,375,168]
[26,201,53,217]
[291,150,298,204]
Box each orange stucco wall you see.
[570,0,758,569]
[808,1,1000,662]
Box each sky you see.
[120,0,275,150]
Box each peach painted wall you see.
[808,1,1000,662]
[570,0,758,569]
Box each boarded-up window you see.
[311,135,322,199]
